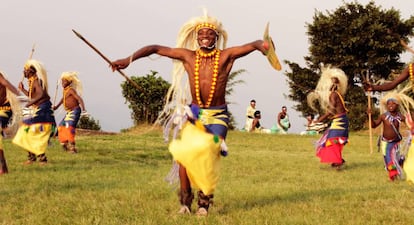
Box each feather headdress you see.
[379,84,414,116]
[24,59,48,92]
[158,9,228,124]
[60,71,83,96]
[307,64,348,113]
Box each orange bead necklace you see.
[194,49,220,108]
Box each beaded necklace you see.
[63,86,71,110]
[194,49,220,108]
[28,76,37,99]
[409,63,413,81]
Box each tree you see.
[226,69,246,130]
[77,115,101,130]
[121,71,170,125]
[284,1,414,130]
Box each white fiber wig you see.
[24,59,48,92]
[307,65,348,113]
[158,9,228,124]
[60,71,83,96]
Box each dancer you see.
[364,63,414,183]
[111,10,280,216]
[53,72,86,154]
[13,59,56,165]
[369,89,414,181]
[0,71,22,174]
[244,99,256,131]
[307,65,349,169]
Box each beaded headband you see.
[386,98,399,104]
[196,23,218,33]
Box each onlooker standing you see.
[53,72,87,154]
[244,99,256,131]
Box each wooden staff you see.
[21,43,36,82]
[52,79,59,107]
[29,43,36,59]
[72,29,144,92]
[366,71,373,154]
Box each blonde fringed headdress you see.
[24,59,48,91]
[307,65,348,113]
[175,8,227,51]
[379,84,414,116]
[60,71,83,96]
[157,9,228,124]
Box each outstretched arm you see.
[0,72,20,95]
[226,40,268,61]
[111,45,191,71]
[366,65,410,92]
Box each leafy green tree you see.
[121,71,170,124]
[226,69,246,130]
[77,115,101,130]
[284,1,414,130]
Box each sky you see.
[1,0,413,133]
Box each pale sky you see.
[1,0,413,133]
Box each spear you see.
[29,43,36,59]
[21,43,36,82]
[71,29,144,92]
[52,79,59,107]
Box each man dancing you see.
[0,71,21,174]
[53,72,86,154]
[307,65,349,169]
[111,10,280,216]
[13,59,56,165]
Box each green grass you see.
[1,127,414,225]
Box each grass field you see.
[1,126,414,225]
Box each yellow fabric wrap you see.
[404,140,414,183]
[0,128,3,150]
[12,123,53,155]
[169,122,221,195]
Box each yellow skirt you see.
[404,143,414,183]
[169,122,221,195]
[12,123,53,155]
